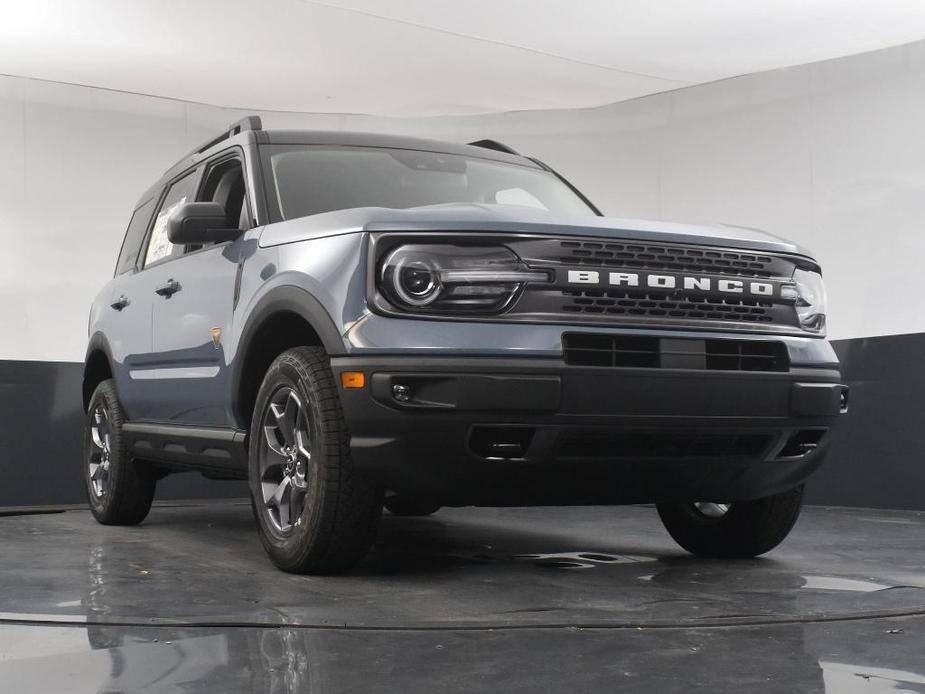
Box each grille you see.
[557,430,773,459]
[560,289,775,323]
[500,235,802,332]
[558,240,775,278]
[563,333,789,372]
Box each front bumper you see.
[332,355,846,506]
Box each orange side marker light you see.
[341,371,366,389]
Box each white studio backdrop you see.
[2,40,924,362]
[5,0,925,115]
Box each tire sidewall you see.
[657,485,804,558]
[84,382,126,518]
[248,353,330,566]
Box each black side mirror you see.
[167,202,241,245]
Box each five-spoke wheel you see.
[259,387,312,533]
[84,379,156,525]
[248,346,383,574]
[87,403,113,499]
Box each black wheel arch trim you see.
[83,332,117,410]
[230,285,346,427]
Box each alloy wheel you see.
[692,502,731,519]
[87,404,113,498]
[259,387,312,533]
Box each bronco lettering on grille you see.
[565,269,777,298]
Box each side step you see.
[122,422,248,475]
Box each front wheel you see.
[248,346,383,574]
[656,485,804,558]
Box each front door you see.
[145,153,252,426]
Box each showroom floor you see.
[0,502,922,692]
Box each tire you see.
[384,497,441,517]
[248,346,383,574]
[656,485,804,558]
[84,379,156,525]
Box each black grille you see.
[507,236,803,333]
[560,289,775,323]
[563,333,789,372]
[558,240,775,278]
[557,430,773,459]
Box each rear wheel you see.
[656,485,804,558]
[248,346,383,574]
[384,497,441,517]
[84,379,156,525]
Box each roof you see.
[137,118,538,207]
[259,130,536,168]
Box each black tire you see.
[84,379,156,525]
[248,346,383,574]
[384,497,442,517]
[656,485,804,558]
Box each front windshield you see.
[260,144,597,222]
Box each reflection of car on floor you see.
[79,622,831,694]
[82,116,847,573]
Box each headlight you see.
[782,268,827,333]
[379,244,549,313]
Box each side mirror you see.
[167,202,241,245]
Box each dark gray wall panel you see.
[0,334,921,509]
[804,333,925,510]
[0,361,245,507]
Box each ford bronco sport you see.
[83,116,847,573]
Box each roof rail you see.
[467,139,520,156]
[194,115,263,156]
[167,116,263,173]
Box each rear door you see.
[144,150,252,426]
[99,198,158,420]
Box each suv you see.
[84,116,846,573]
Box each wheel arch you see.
[83,333,115,411]
[231,285,346,429]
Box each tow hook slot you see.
[470,426,535,461]
[776,429,827,459]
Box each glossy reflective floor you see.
[0,502,923,692]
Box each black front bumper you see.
[332,356,846,506]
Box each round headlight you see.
[378,243,550,313]
[393,257,440,306]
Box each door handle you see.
[154,279,181,297]
[110,295,129,311]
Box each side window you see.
[199,158,249,229]
[182,157,249,254]
[143,171,200,267]
[114,198,155,275]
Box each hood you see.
[258,203,815,259]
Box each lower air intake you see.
[557,431,773,459]
[563,334,789,372]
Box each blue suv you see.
[83,117,846,573]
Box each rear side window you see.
[114,199,155,275]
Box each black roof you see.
[260,129,532,166]
[139,116,537,206]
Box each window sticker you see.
[145,196,187,265]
